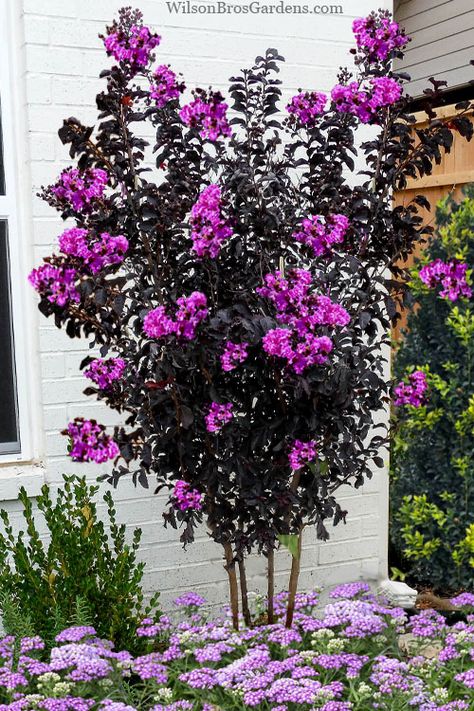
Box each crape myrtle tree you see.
[29,7,473,628]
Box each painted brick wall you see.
[4,0,391,608]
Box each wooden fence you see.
[392,103,474,341]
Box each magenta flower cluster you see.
[64,417,119,464]
[258,269,349,373]
[205,402,233,433]
[150,65,185,108]
[28,264,80,307]
[293,214,350,257]
[286,91,327,126]
[419,259,472,301]
[51,168,108,212]
[172,480,203,512]
[189,185,233,258]
[331,77,402,124]
[180,91,232,142]
[143,292,208,341]
[220,341,249,372]
[103,24,161,68]
[352,13,409,62]
[394,370,428,408]
[59,228,129,274]
[83,358,126,390]
[289,440,317,471]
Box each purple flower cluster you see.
[64,418,119,464]
[180,91,232,141]
[172,480,203,512]
[419,259,472,301]
[83,358,126,390]
[352,12,409,62]
[220,341,248,371]
[189,184,233,258]
[143,292,208,341]
[289,440,317,471]
[59,228,129,274]
[103,24,161,68]
[293,213,350,257]
[258,269,349,373]
[28,263,80,307]
[174,592,206,608]
[329,581,371,599]
[286,91,327,126]
[205,402,233,433]
[150,65,185,108]
[331,76,402,124]
[394,370,428,408]
[50,168,108,212]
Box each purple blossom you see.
[150,65,185,107]
[143,292,208,341]
[103,23,161,69]
[205,402,234,432]
[189,184,233,258]
[293,214,349,256]
[286,91,327,126]
[329,581,371,599]
[64,418,119,463]
[84,358,126,390]
[172,480,203,512]
[289,440,317,471]
[58,228,129,273]
[174,592,206,607]
[221,341,249,371]
[394,370,428,407]
[455,668,474,689]
[180,91,232,141]
[419,259,472,301]
[55,627,97,644]
[331,77,402,124]
[50,168,108,212]
[451,592,474,607]
[353,12,409,62]
[28,263,80,307]
[175,292,208,339]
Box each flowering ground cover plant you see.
[0,585,473,710]
[29,6,474,625]
[391,187,474,589]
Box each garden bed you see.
[1,583,473,711]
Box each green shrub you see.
[391,186,474,590]
[0,475,159,651]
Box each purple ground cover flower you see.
[1,586,473,710]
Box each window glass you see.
[0,219,20,453]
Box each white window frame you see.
[0,0,41,466]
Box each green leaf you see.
[277,534,300,560]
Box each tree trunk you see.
[267,548,275,624]
[238,557,252,628]
[223,542,239,630]
[285,529,303,628]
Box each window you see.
[0,0,36,464]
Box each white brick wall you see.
[1,0,392,608]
